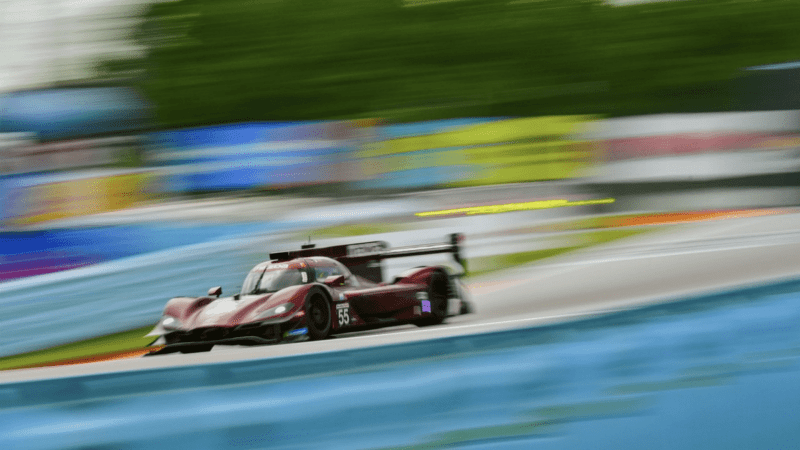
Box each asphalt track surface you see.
[2,210,799,384]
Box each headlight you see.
[160,315,183,330]
[256,303,295,320]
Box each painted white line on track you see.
[540,239,800,269]
[464,218,774,287]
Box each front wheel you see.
[306,290,332,340]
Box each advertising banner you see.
[3,171,153,227]
[150,121,374,193]
[357,116,596,189]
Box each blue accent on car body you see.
[286,327,308,337]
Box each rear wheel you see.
[418,270,449,327]
[306,291,332,340]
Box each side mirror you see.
[208,286,222,297]
[323,275,345,287]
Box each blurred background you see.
[3,1,800,448]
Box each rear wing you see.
[270,233,466,283]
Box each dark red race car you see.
[146,234,472,354]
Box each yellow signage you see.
[416,198,616,217]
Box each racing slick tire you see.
[306,287,333,340]
[417,270,449,327]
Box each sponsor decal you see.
[422,300,431,313]
[268,263,290,270]
[339,293,345,301]
[413,306,421,315]
[301,272,308,283]
[336,302,351,326]
[286,327,308,337]
[346,242,387,257]
[416,291,429,301]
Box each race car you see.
[146,234,472,354]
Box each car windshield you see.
[241,268,305,295]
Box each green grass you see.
[466,228,654,278]
[583,228,656,245]
[0,325,156,371]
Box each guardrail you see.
[2,276,799,449]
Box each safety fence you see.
[1,275,799,449]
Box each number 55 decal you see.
[336,302,351,327]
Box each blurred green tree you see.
[103,0,800,128]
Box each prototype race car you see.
[146,234,471,354]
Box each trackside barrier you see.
[0,223,280,283]
[2,277,800,449]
